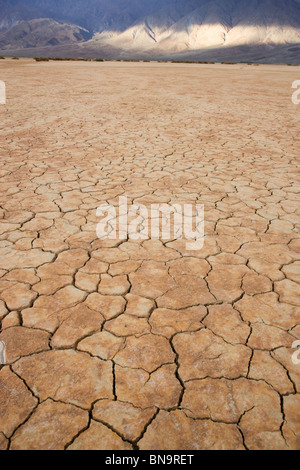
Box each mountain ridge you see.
[0,0,299,63]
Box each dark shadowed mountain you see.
[0,0,299,62]
[0,0,173,32]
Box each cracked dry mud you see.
[0,59,299,450]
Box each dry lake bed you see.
[0,59,299,450]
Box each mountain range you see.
[0,0,300,63]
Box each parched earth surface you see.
[0,59,299,450]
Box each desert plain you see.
[0,59,299,450]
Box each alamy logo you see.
[0,341,6,365]
[0,81,6,105]
[292,340,300,365]
[96,196,204,250]
[292,80,300,105]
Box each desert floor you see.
[0,59,299,450]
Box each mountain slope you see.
[0,0,174,32]
[0,0,299,62]
[101,0,300,53]
[0,18,92,49]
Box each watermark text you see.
[292,340,300,365]
[96,196,204,250]
[0,341,6,365]
[0,81,6,105]
[292,80,300,105]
